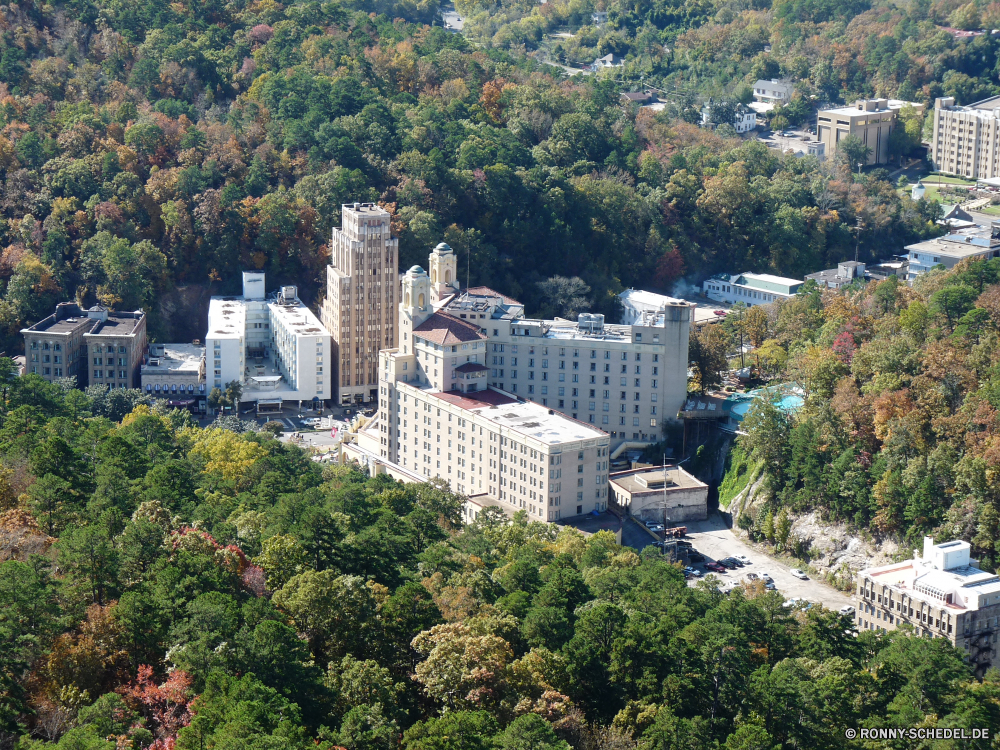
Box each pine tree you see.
[775,509,791,551]
[762,509,775,544]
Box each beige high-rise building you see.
[323,203,399,405]
[930,95,1000,180]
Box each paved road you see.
[682,513,853,610]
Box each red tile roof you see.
[413,312,486,345]
[431,388,517,410]
[465,286,522,306]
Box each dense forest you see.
[0,371,996,749]
[718,258,1000,577]
[0,0,942,353]
[461,0,1000,119]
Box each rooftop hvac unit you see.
[577,313,605,333]
[281,285,298,302]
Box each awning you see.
[168,399,196,406]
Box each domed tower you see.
[400,265,432,354]
[428,242,459,305]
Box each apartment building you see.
[856,537,1000,677]
[351,265,611,519]
[22,303,147,389]
[323,202,398,405]
[904,222,1000,280]
[702,272,803,306]
[206,272,331,404]
[930,95,1000,179]
[22,302,95,384]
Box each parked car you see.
[719,558,739,569]
[705,562,726,573]
[791,569,809,580]
[745,572,759,581]
[300,417,321,427]
[765,581,777,591]
[647,524,665,533]
[758,572,773,583]
[839,605,856,617]
[735,555,751,565]
[687,552,705,562]
[676,540,693,548]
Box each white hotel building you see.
[345,243,691,520]
[206,272,332,404]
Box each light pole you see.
[857,161,863,176]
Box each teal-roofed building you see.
[702,272,804,307]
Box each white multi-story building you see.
[206,272,331,404]
[349,265,611,520]
[323,203,398,406]
[420,246,691,445]
[931,95,1000,179]
[752,79,794,104]
[905,222,1000,280]
[702,272,803,306]
[857,537,1000,677]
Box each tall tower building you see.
[323,203,399,405]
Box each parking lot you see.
[757,128,818,156]
[677,513,853,610]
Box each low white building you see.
[905,222,1000,280]
[702,272,803,306]
[609,465,708,524]
[141,343,205,403]
[753,79,794,104]
[206,272,332,405]
[618,289,686,325]
[701,102,757,133]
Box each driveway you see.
[683,513,853,610]
[556,512,656,550]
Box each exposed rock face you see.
[730,479,904,588]
[155,284,212,342]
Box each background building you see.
[323,203,398,406]
[753,79,794,104]
[931,95,1000,179]
[142,343,205,404]
[702,272,803,306]
[206,272,331,404]
[817,99,896,165]
[22,303,147,389]
[345,263,614,520]
[805,260,867,289]
[609,465,708,524]
[856,537,1000,676]
[905,222,1000,280]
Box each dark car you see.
[720,558,739,569]
[687,552,705,562]
[676,540,693,548]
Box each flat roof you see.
[610,466,707,494]
[620,289,686,307]
[821,104,893,117]
[142,344,204,373]
[430,388,607,445]
[739,272,803,287]
[906,226,1000,258]
[207,297,246,339]
[25,316,93,335]
[88,315,143,337]
[268,297,327,337]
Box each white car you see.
[300,417,321,427]
[735,555,751,565]
[647,524,665,532]
[758,572,773,582]
[839,605,856,617]
[791,569,809,580]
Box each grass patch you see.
[718,443,762,510]
[976,204,1000,216]
[923,174,977,186]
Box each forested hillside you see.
[0,371,998,749]
[0,0,940,351]
[725,259,1000,570]
[461,0,1000,123]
